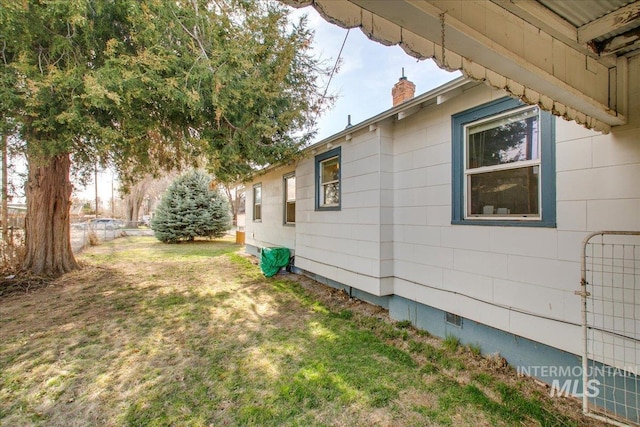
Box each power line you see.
[308,28,350,134]
[321,28,350,103]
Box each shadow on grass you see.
[1,247,406,426]
[120,283,418,426]
[0,239,581,427]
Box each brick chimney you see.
[392,70,416,106]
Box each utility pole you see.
[95,164,99,219]
[1,133,7,242]
[111,172,114,217]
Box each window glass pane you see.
[468,166,539,216]
[285,175,295,223]
[315,148,341,211]
[468,108,539,169]
[286,202,295,223]
[323,182,339,206]
[321,158,339,183]
[253,185,261,221]
[286,176,296,201]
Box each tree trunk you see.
[223,184,242,226]
[125,192,144,228]
[23,153,79,276]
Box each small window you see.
[284,173,295,224]
[452,98,555,227]
[252,183,262,222]
[445,312,462,327]
[315,147,341,211]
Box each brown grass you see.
[0,236,606,427]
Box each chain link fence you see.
[71,221,154,253]
[580,231,640,426]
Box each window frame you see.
[252,183,262,222]
[452,97,556,227]
[283,172,296,225]
[315,147,341,211]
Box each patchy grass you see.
[468,343,482,357]
[443,334,461,353]
[0,236,603,426]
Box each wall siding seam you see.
[294,255,392,280]
[392,276,581,328]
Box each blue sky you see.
[293,6,460,142]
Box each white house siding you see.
[245,164,296,253]
[389,58,640,357]
[294,124,392,296]
[245,58,639,359]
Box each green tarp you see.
[260,247,291,277]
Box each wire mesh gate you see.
[579,231,640,426]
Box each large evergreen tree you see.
[0,0,328,275]
[152,170,230,243]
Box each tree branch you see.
[172,6,215,74]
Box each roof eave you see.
[305,75,476,152]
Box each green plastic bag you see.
[260,247,291,277]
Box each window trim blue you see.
[451,97,556,227]
[315,147,341,211]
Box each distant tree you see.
[151,170,230,244]
[82,202,94,216]
[122,173,175,228]
[1,0,329,275]
[222,184,245,225]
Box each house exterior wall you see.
[244,55,640,361]
[295,124,391,296]
[245,164,296,254]
[390,83,582,354]
[389,56,640,357]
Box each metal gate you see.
[579,231,640,426]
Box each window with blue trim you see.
[315,147,341,211]
[252,183,262,222]
[283,173,296,224]
[452,97,556,227]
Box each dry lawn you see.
[0,236,606,426]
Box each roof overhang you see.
[283,0,640,133]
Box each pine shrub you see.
[152,170,231,243]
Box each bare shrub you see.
[0,228,26,274]
[88,230,99,246]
